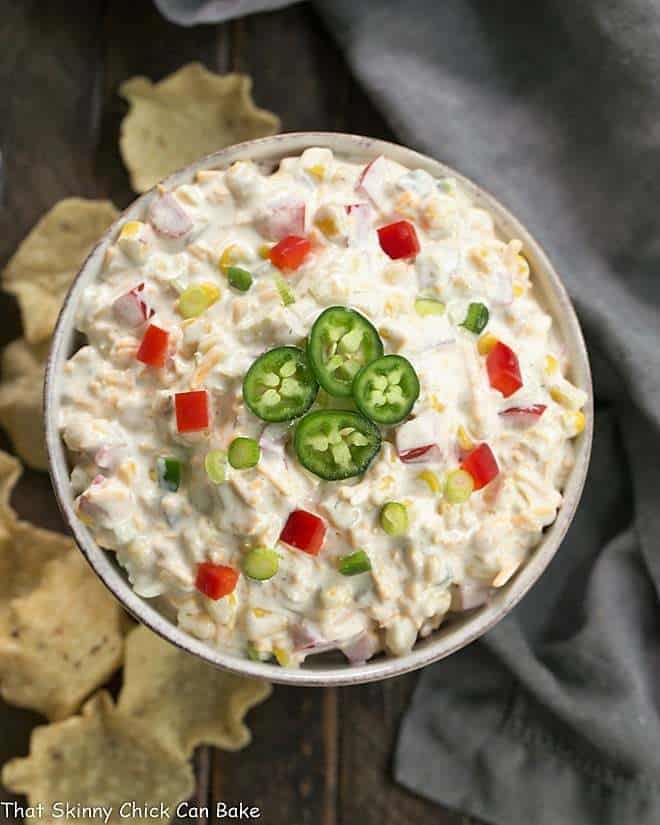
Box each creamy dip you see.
[60,147,587,666]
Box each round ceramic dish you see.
[44,132,593,686]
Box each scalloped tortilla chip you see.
[0,449,21,523]
[2,198,118,344]
[2,691,194,825]
[119,62,281,192]
[0,549,124,721]
[0,338,50,471]
[118,625,271,756]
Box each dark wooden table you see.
[0,3,479,824]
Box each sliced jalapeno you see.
[243,346,318,423]
[294,410,381,481]
[308,307,383,398]
[353,355,420,425]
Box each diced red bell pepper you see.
[136,324,169,368]
[174,389,209,432]
[195,562,238,600]
[486,341,523,398]
[460,443,499,490]
[279,509,326,555]
[377,220,420,260]
[269,235,311,271]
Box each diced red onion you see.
[500,404,547,426]
[255,201,305,240]
[451,582,492,611]
[112,283,154,327]
[93,445,124,471]
[398,444,443,464]
[147,193,193,238]
[291,620,337,653]
[345,202,372,246]
[339,631,379,664]
[356,155,391,209]
[491,269,513,305]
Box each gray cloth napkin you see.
[156,1,660,822]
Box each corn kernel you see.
[545,355,558,375]
[563,409,586,436]
[307,163,325,180]
[417,470,441,494]
[252,608,268,618]
[273,646,290,667]
[477,333,498,356]
[550,386,570,406]
[429,394,446,413]
[117,460,136,484]
[119,220,142,239]
[218,244,247,272]
[513,284,525,298]
[314,215,338,237]
[258,244,272,259]
[457,425,474,452]
[517,254,530,278]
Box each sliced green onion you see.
[414,297,446,317]
[461,302,489,334]
[204,450,227,484]
[156,457,181,492]
[444,469,474,504]
[337,549,372,576]
[274,274,295,306]
[228,437,261,470]
[380,501,409,536]
[247,643,270,662]
[226,265,253,292]
[243,547,279,580]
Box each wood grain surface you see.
[0,3,478,824]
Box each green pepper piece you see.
[353,355,420,425]
[308,306,383,398]
[226,265,253,292]
[243,346,318,423]
[294,410,381,481]
[156,457,181,492]
[461,302,489,334]
[337,549,372,576]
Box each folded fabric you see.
[155,2,660,822]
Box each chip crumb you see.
[119,62,281,193]
[118,625,272,757]
[1,691,194,824]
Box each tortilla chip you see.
[0,549,124,721]
[0,338,50,471]
[2,691,194,825]
[119,63,280,192]
[0,449,21,523]
[2,199,119,344]
[118,625,271,756]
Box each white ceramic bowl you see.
[45,132,593,686]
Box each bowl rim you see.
[44,131,593,686]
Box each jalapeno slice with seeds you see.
[294,410,382,481]
[308,307,383,398]
[243,346,318,423]
[353,355,420,425]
